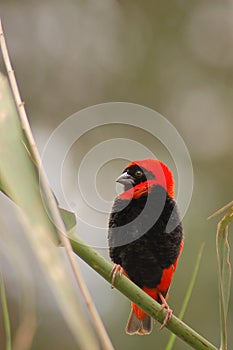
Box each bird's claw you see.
[110,264,124,288]
[158,292,173,329]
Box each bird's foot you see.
[110,264,124,288]
[158,292,173,329]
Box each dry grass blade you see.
[216,207,232,350]
[209,203,233,350]
[207,201,233,220]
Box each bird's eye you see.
[135,170,143,178]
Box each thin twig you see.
[207,200,233,220]
[0,19,114,350]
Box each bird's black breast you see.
[108,185,183,288]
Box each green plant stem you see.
[0,273,11,350]
[165,244,205,350]
[70,235,217,350]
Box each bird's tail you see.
[125,309,153,335]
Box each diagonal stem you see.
[70,235,218,350]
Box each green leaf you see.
[0,73,100,350]
[59,207,77,234]
[0,273,11,350]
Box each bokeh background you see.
[0,1,233,349]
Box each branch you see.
[70,235,218,350]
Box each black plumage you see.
[108,184,183,289]
[108,160,184,334]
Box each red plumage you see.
[108,159,183,334]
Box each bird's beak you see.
[116,172,134,185]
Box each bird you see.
[108,158,183,335]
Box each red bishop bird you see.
[108,159,183,334]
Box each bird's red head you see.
[117,158,174,200]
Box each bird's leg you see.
[110,264,125,288]
[158,292,173,329]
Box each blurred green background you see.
[0,1,233,349]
